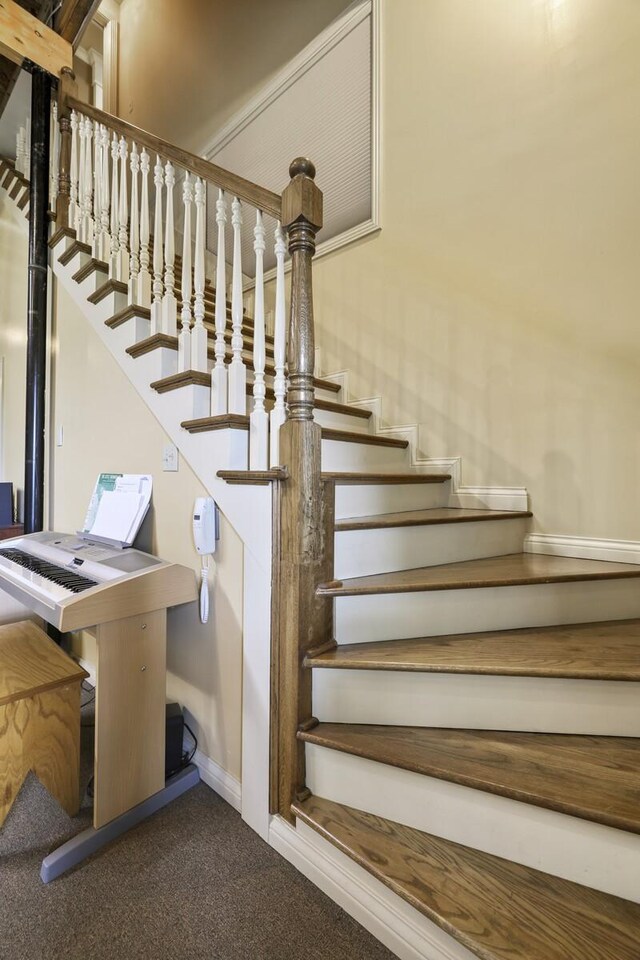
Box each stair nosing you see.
[335,507,533,531]
[317,552,640,597]
[322,472,451,484]
[305,618,640,680]
[321,427,408,449]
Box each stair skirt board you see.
[335,517,530,579]
[311,670,640,735]
[321,438,411,472]
[334,578,640,644]
[304,745,640,903]
[269,816,479,960]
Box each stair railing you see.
[54,70,322,474]
[54,72,327,819]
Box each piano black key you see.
[0,548,97,593]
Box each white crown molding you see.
[269,816,476,960]
[525,534,640,565]
[193,748,242,812]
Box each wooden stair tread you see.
[181,414,249,433]
[321,428,408,449]
[306,618,640,680]
[317,552,640,596]
[88,278,127,304]
[299,724,640,834]
[321,472,450,484]
[336,507,532,531]
[150,370,210,392]
[293,795,640,960]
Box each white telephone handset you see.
[193,498,218,623]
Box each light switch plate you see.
[162,444,179,471]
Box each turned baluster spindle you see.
[270,222,288,466]
[128,142,140,304]
[162,160,177,336]
[137,149,151,307]
[117,136,129,282]
[190,177,207,372]
[211,188,228,415]
[109,133,120,278]
[50,102,59,213]
[228,196,246,414]
[76,116,86,237]
[99,126,110,262]
[178,172,193,372]
[56,69,77,229]
[92,122,101,257]
[15,129,23,175]
[250,210,268,468]
[82,117,94,244]
[151,155,164,335]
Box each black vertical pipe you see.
[24,67,52,534]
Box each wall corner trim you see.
[193,748,242,812]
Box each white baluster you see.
[178,172,193,372]
[109,134,119,276]
[128,142,140,304]
[15,128,23,175]
[92,122,101,257]
[77,117,86,237]
[211,189,228,415]
[250,210,268,468]
[82,117,94,244]
[228,197,246,413]
[137,149,152,307]
[270,223,287,467]
[50,102,59,213]
[162,160,177,336]
[24,119,30,179]
[151,155,164,335]
[117,136,129,281]
[99,126,111,262]
[190,177,207,372]
[69,111,79,231]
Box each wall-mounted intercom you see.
[192,497,218,624]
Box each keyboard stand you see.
[42,608,200,882]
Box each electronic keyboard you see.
[0,531,197,631]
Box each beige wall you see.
[117,0,353,152]
[50,280,243,779]
[311,0,640,541]
[0,199,27,518]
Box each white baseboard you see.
[269,815,476,960]
[525,534,640,565]
[193,748,242,812]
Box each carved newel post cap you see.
[289,157,316,180]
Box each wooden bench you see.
[0,620,88,827]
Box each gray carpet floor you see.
[0,692,396,960]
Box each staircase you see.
[3,86,640,960]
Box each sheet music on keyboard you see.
[81,474,152,547]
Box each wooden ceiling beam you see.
[0,0,72,75]
[54,0,102,46]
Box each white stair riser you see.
[322,438,410,473]
[76,268,109,296]
[334,578,640,644]
[335,482,450,520]
[305,745,640,903]
[62,249,92,274]
[315,388,343,403]
[335,518,529,579]
[312,669,640,735]
[312,408,373,433]
[108,316,151,355]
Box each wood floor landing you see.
[305,619,640,680]
[316,552,640,596]
[298,724,640,834]
[292,795,640,960]
[335,507,532,531]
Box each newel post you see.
[56,67,77,229]
[275,159,333,820]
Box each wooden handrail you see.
[63,95,282,220]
